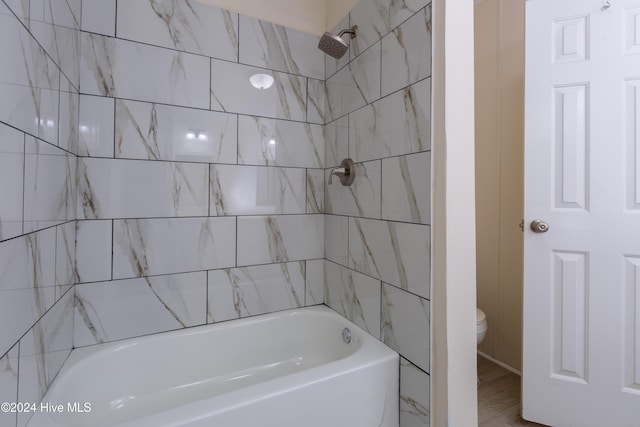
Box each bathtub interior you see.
[33,307,394,427]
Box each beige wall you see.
[474,0,525,372]
[196,0,358,35]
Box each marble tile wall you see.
[75,0,326,348]
[0,1,79,425]
[322,1,432,426]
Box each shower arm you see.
[338,27,357,39]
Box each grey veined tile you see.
[238,115,323,168]
[116,99,237,164]
[0,123,24,242]
[350,0,430,58]
[349,217,430,299]
[77,158,209,219]
[112,217,236,279]
[237,215,323,266]
[211,60,307,122]
[116,0,238,61]
[350,78,431,163]
[0,12,60,145]
[210,164,306,216]
[324,261,381,339]
[23,137,74,233]
[0,344,18,427]
[325,160,381,219]
[381,6,432,97]
[80,33,210,109]
[74,272,207,347]
[18,290,74,427]
[75,220,112,284]
[382,152,431,224]
[239,15,323,80]
[325,41,381,122]
[381,283,430,372]
[207,262,306,323]
[400,357,431,427]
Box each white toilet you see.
[476,308,487,345]
[476,308,488,385]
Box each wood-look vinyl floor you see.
[477,356,548,427]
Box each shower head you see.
[318,25,358,59]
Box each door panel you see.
[524,1,640,425]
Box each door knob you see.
[530,220,550,233]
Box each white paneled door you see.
[523,0,640,425]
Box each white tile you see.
[80,33,210,109]
[112,217,236,279]
[76,220,112,284]
[307,79,325,125]
[59,79,79,153]
[239,15,323,79]
[324,261,381,338]
[325,160,381,218]
[116,99,237,164]
[18,290,73,427]
[382,152,431,224]
[30,0,78,29]
[0,123,24,241]
[0,344,18,427]
[238,115,323,168]
[28,9,80,89]
[381,7,431,97]
[24,137,73,233]
[117,0,238,61]
[211,60,307,122]
[324,116,349,168]
[0,229,57,356]
[350,0,430,58]
[381,283,430,372]
[325,15,351,79]
[325,41,380,121]
[237,215,323,266]
[207,262,305,323]
[400,357,430,427]
[74,272,207,347]
[211,164,306,216]
[350,78,431,163]
[306,169,324,214]
[55,222,77,293]
[0,288,54,359]
[349,217,430,298]
[0,228,56,292]
[81,0,115,36]
[2,0,29,24]
[325,214,349,267]
[305,259,324,305]
[79,95,115,158]
[0,13,60,144]
[77,158,209,219]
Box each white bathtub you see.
[28,305,399,427]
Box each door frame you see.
[431,0,479,425]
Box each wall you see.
[0,1,80,426]
[322,1,433,426]
[474,0,525,371]
[74,1,325,347]
[198,0,359,35]
[431,0,478,423]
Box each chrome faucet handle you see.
[328,159,355,186]
[328,167,347,185]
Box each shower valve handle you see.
[328,159,355,186]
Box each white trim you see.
[478,351,522,376]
